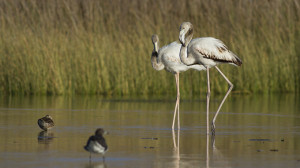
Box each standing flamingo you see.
[151,34,205,130]
[178,22,242,134]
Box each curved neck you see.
[151,42,164,71]
[179,36,196,65]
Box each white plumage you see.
[178,22,242,134]
[187,37,242,67]
[155,41,205,73]
[151,34,205,130]
[84,128,108,162]
[85,140,106,154]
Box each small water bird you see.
[178,22,242,134]
[37,115,54,131]
[151,34,205,130]
[84,128,108,162]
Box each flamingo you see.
[178,22,242,134]
[151,34,205,130]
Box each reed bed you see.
[0,0,299,96]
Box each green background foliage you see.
[0,0,299,96]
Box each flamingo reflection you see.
[172,128,180,168]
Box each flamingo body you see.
[178,22,242,134]
[158,41,205,73]
[151,34,205,130]
[187,37,242,68]
[151,36,205,74]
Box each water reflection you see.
[171,131,231,168]
[172,129,180,168]
[85,162,107,168]
[0,94,299,168]
[37,131,55,144]
[210,135,232,168]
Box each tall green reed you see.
[0,0,299,96]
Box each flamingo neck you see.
[179,37,196,65]
[151,42,164,71]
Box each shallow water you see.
[0,94,299,168]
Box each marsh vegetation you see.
[0,0,299,96]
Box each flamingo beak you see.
[179,30,185,46]
[154,42,159,53]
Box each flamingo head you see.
[179,22,193,46]
[151,34,159,52]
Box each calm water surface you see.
[0,94,299,168]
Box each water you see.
[0,94,299,168]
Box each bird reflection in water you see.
[172,129,180,168]
[208,94,232,168]
[85,162,107,168]
[37,130,55,144]
[171,78,231,168]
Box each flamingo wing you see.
[193,38,242,66]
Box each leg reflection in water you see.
[209,90,232,168]
[207,81,232,167]
[172,128,180,168]
[206,134,210,168]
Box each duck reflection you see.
[85,162,107,168]
[37,130,55,144]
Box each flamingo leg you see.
[172,73,180,130]
[172,129,177,148]
[206,68,210,135]
[177,73,180,130]
[211,66,233,134]
[177,128,180,160]
[177,128,180,150]
[206,133,210,168]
